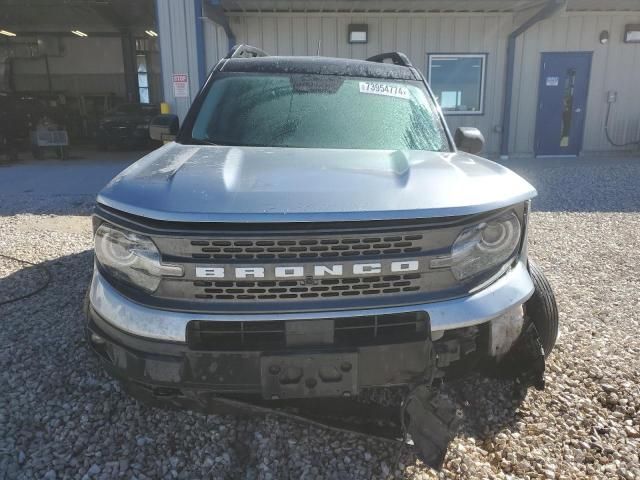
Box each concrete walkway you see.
[0,148,146,196]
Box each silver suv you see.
[85,46,558,467]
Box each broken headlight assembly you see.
[94,224,183,292]
[449,211,521,281]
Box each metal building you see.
[156,0,640,158]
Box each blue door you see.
[534,52,592,156]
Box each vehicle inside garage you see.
[0,0,160,161]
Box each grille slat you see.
[191,273,422,301]
[189,233,423,260]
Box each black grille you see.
[334,312,427,346]
[187,312,428,351]
[188,320,286,351]
[192,273,422,301]
[147,213,487,307]
[189,234,423,260]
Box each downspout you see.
[203,0,236,52]
[500,0,567,159]
[194,0,207,85]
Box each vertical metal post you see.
[43,55,52,92]
[194,0,207,86]
[121,31,140,103]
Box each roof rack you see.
[226,44,269,59]
[366,52,413,68]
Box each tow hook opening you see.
[90,332,106,345]
[153,386,182,397]
[87,330,113,363]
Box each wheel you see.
[525,260,559,357]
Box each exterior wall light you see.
[0,30,16,37]
[624,24,640,43]
[145,30,158,37]
[599,30,609,44]
[348,24,368,44]
[71,30,88,37]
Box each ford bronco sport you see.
[86,46,558,465]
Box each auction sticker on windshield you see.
[359,82,410,99]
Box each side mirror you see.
[454,127,485,155]
[149,114,179,142]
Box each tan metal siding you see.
[203,10,640,156]
[157,0,203,120]
[212,12,511,154]
[203,19,226,72]
[511,12,640,154]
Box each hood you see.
[97,143,537,223]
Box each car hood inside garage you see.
[97,142,537,223]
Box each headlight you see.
[449,211,521,281]
[95,224,182,292]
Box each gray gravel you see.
[1,155,640,479]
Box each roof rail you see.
[366,52,413,67]
[226,44,269,59]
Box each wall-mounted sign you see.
[546,76,559,87]
[172,74,189,98]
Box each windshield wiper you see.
[189,138,220,146]
[190,138,280,148]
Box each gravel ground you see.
[1,156,640,479]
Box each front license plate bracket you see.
[260,352,358,399]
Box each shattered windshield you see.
[190,73,450,151]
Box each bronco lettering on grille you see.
[195,261,420,280]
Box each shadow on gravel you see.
[1,250,534,478]
[502,156,640,213]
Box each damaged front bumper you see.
[86,260,537,397]
[87,306,434,397]
[87,304,546,470]
[86,259,547,470]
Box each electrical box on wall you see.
[37,36,62,57]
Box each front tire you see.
[525,260,559,356]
